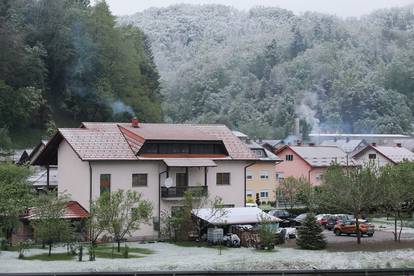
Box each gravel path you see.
[1,240,414,273]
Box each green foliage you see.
[1,0,162,146]
[125,5,414,137]
[319,164,380,244]
[31,191,75,256]
[257,214,277,250]
[91,190,152,253]
[296,214,326,250]
[0,163,33,246]
[22,252,75,261]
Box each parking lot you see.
[282,229,414,252]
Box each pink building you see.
[274,145,355,185]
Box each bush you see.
[296,214,326,250]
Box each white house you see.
[32,120,263,240]
[352,143,414,167]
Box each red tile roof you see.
[25,201,89,220]
[56,122,257,161]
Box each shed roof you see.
[192,207,281,225]
[25,201,89,220]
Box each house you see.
[32,120,259,240]
[352,143,414,167]
[233,132,281,204]
[274,145,355,186]
[320,139,367,154]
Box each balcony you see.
[161,186,208,198]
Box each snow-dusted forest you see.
[121,4,414,138]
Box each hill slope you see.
[121,4,414,138]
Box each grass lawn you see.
[170,241,228,250]
[23,253,75,261]
[93,244,154,259]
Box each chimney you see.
[297,141,302,146]
[294,118,300,137]
[396,143,402,148]
[309,142,315,146]
[131,117,140,128]
[371,142,377,147]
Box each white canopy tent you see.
[192,207,281,225]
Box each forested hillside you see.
[121,4,414,138]
[0,0,161,148]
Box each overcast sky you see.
[105,0,414,17]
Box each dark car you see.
[268,209,290,220]
[268,209,291,227]
[292,213,311,227]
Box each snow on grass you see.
[1,241,414,272]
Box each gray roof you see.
[320,139,365,153]
[260,139,283,147]
[354,145,414,163]
[288,146,355,167]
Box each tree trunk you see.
[394,211,398,242]
[48,244,52,256]
[398,212,403,242]
[6,228,13,248]
[117,239,121,252]
[355,216,361,244]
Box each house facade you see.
[274,145,355,186]
[352,143,414,167]
[33,121,259,240]
[232,132,281,204]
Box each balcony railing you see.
[161,186,208,198]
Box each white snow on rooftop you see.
[192,207,281,225]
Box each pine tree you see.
[296,214,326,250]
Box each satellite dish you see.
[164,177,173,188]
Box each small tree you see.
[105,190,152,252]
[379,162,414,242]
[319,164,380,244]
[257,214,277,250]
[163,190,227,241]
[296,213,326,250]
[276,176,310,213]
[0,163,33,248]
[31,191,74,256]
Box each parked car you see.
[268,209,291,227]
[268,209,290,220]
[333,220,375,237]
[325,214,350,230]
[292,213,310,227]
[315,214,330,227]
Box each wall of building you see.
[275,148,313,183]
[354,148,394,167]
[58,140,90,211]
[57,141,248,240]
[246,161,277,203]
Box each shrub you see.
[296,214,326,250]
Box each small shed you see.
[192,207,281,226]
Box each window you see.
[286,154,293,161]
[253,149,266,157]
[369,154,377,160]
[216,173,230,185]
[176,172,188,187]
[276,172,284,180]
[246,190,253,198]
[132,173,148,187]
[246,170,253,180]
[100,174,111,195]
[260,170,269,180]
[316,173,323,181]
[260,190,269,198]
